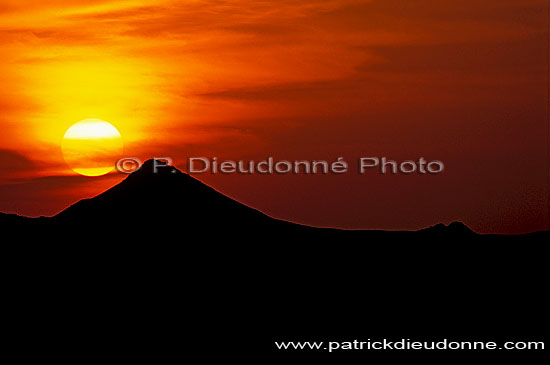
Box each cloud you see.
[357,32,547,76]
[0,172,123,217]
[0,0,120,14]
[63,5,166,21]
[0,149,71,183]
[196,78,361,102]
[0,149,37,175]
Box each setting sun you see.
[62,119,123,177]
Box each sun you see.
[62,119,123,177]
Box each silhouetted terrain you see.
[1,159,547,362]
[2,159,547,243]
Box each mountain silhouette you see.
[1,159,548,243]
[53,159,300,232]
[2,159,547,362]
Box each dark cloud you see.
[0,149,37,175]
[314,0,546,30]
[0,171,124,217]
[358,33,547,75]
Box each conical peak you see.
[135,159,180,176]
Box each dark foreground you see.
[2,160,547,362]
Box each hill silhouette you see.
[1,159,547,361]
[2,159,547,243]
[54,159,300,232]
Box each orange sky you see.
[0,0,548,233]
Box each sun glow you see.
[62,119,123,177]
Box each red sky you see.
[0,0,548,233]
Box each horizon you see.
[3,157,547,236]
